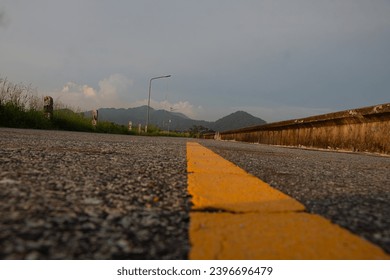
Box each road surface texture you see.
[200,139,390,254]
[1,128,389,259]
[0,128,190,259]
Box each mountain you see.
[212,111,267,131]
[84,106,266,132]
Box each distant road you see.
[0,128,389,259]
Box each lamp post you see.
[145,75,171,132]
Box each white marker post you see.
[92,110,98,127]
[43,96,53,120]
[128,121,132,131]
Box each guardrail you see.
[204,103,390,155]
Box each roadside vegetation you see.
[0,77,189,137]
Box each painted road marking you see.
[187,142,390,260]
[187,142,305,213]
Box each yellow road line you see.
[187,142,304,213]
[187,142,390,260]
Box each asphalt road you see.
[200,139,390,254]
[0,128,389,259]
[0,128,190,259]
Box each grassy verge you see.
[0,103,52,129]
[0,77,189,137]
[0,104,133,134]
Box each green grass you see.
[0,77,191,137]
[52,109,94,132]
[0,103,52,129]
[0,103,136,135]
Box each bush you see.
[0,102,52,129]
[95,121,132,135]
[52,109,93,132]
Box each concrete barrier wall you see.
[205,103,390,155]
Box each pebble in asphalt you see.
[200,139,390,254]
[2,128,389,259]
[0,128,190,259]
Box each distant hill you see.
[212,111,266,131]
[84,106,266,131]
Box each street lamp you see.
[145,75,171,132]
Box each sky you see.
[1,0,389,122]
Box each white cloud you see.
[51,74,133,110]
[49,73,205,119]
[61,82,96,98]
[61,82,76,93]
[98,73,133,101]
[82,85,96,98]
[130,99,200,119]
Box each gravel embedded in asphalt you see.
[1,127,389,259]
[0,128,190,259]
[200,139,390,254]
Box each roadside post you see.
[43,96,53,120]
[92,110,98,127]
[128,121,132,132]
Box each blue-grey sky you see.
[1,0,389,122]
